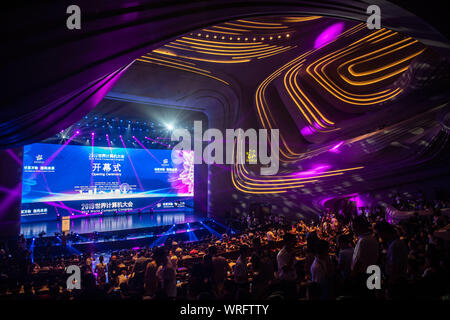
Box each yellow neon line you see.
[213,26,249,32]
[231,46,289,58]
[282,16,321,22]
[139,56,211,73]
[306,33,408,103]
[284,63,313,125]
[255,56,310,157]
[175,39,270,49]
[135,59,230,85]
[339,66,409,85]
[339,38,417,74]
[149,52,196,65]
[154,49,251,63]
[236,19,284,26]
[370,31,396,44]
[231,171,288,193]
[171,42,277,53]
[238,163,364,182]
[290,62,335,126]
[293,68,334,126]
[347,49,424,77]
[253,25,367,159]
[226,22,289,29]
[254,25,366,157]
[202,29,242,35]
[165,44,284,57]
[181,36,263,45]
[256,46,296,59]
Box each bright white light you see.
[166,124,174,131]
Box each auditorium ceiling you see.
[104,15,450,215]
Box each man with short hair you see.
[375,221,408,284]
[351,216,379,275]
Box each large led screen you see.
[20,143,194,222]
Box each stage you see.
[20,211,201,238]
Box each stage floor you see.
[20,211,201,238]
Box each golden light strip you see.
[140,56,211,73]
[281,16,322,22]
[325,37,419,87]
[202,29,242,35]
[181,36,263,45]
[231,46,291,59]
[175,39,270,49]
[165,44,287,57]
[170,42,278,53]
[305,30,414,104]
[284,60,335,129]
[339,66,409,86]
[149,52,196,65]
[153,49,251,64]
[236,19,284,26]
[231,137,364,193]
[213,25,250,32]
[225,22,289,29]
[135,59,230,85]
[256,46,296,59]
[347,49,425,77]
[254,24,365,160]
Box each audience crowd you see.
[1,195,449,300]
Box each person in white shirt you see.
[277,233,297,281]
[310,239,334,299]
[351,216,379,275]
[277,233,298,299]
[154,247,177,298]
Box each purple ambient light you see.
[329,141,344,153]
[314,22,345,49]
[294,164,331,177]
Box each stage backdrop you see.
[20,143,194,222]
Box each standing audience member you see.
[277,233,298,299]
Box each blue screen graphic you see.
[21,143,194,222]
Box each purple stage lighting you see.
[329,141,344,153]
[314,22,344,49]
[120,135,144,190]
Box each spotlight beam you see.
[91,133,95,187]
[106,134,122,184]
[133,136,162,165]
[144,136,171,148]
[30,130,80,180]
[119,135,144,191]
